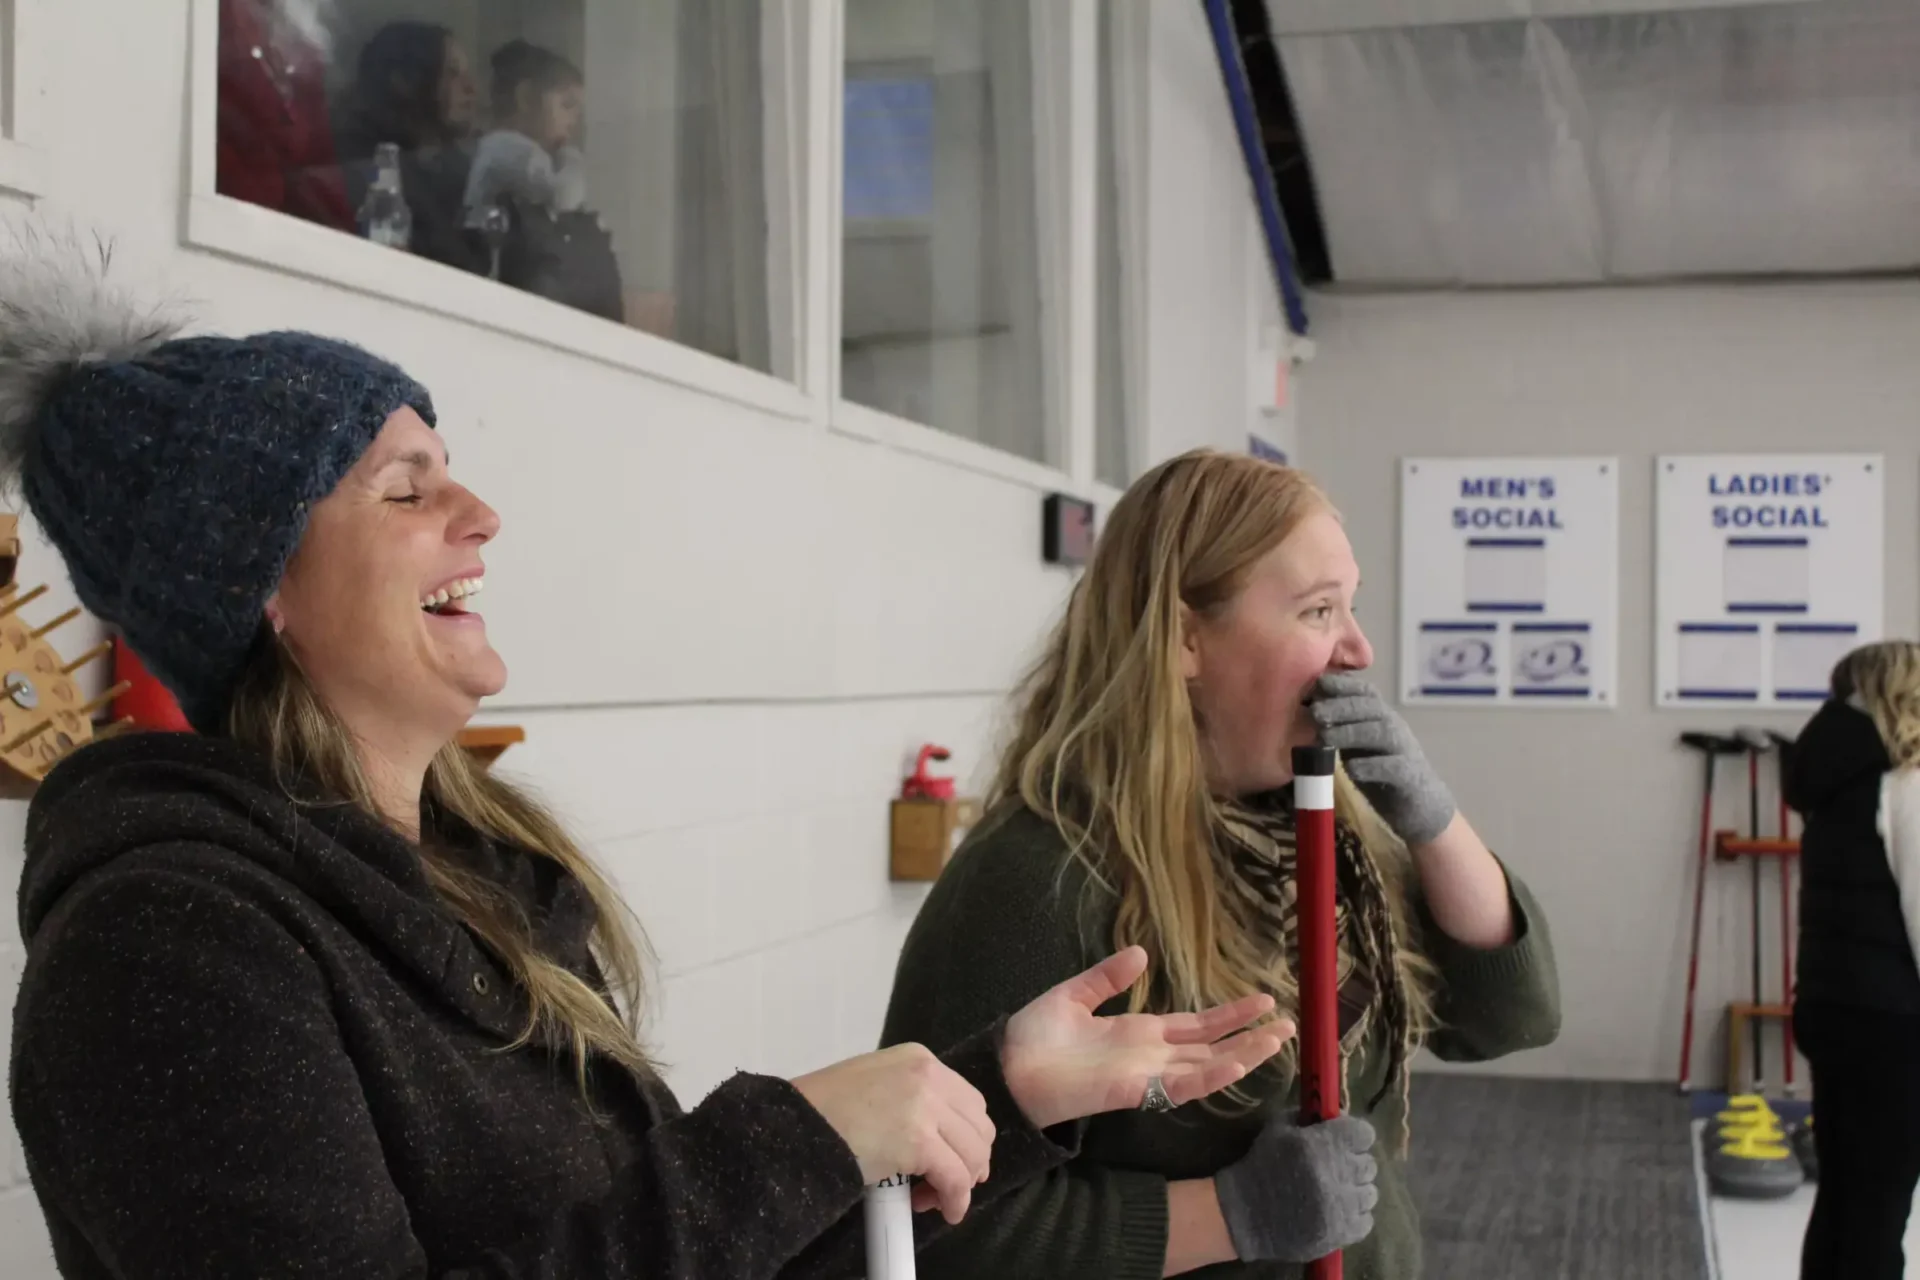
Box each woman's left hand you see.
[999,947,1291,1131]
[1308,672,1457,846]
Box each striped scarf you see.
[1214,797,1416,1133]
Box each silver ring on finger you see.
[1139,1075,1175,1113]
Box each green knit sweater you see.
[880,805,1562,1280]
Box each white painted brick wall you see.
[482,694,1007,1102]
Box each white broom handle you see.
[864,1176,915,1279]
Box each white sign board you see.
[1399,458,1619,708]
[1655,455,1883,709]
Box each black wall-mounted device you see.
[1042,493,1096,567]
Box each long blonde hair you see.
[993,449,1436,1046]
[1837,641,1920,770]
[226,631,656,1088]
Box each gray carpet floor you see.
[1405,1074,1707,1280]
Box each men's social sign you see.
[1655,455,1883,709]
[1400,458,1619,708]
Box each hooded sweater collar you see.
[19,731,597,1045]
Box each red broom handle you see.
[1779,789,1795,1090]
[1293,745,1343,1280]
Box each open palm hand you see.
[999,947,1292,1130]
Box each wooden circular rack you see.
[0,516,129,797]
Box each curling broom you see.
[1294,745,1344,1280]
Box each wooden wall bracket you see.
[456,724,525,768]
[0,516,128,796]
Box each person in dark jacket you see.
[335,21,488,275]
[881,450,1562,1279]
[0,231,1287,1279]
[1787,640,1920,1280]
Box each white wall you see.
[0,0,1274,1271]
[1296,283,1920,1082]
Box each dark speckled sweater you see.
[9,733,1078,1279]
[881,805,1563,1280]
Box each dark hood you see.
[18,732,596,983]
[1785,696,1890,816]
[20,731,440,948]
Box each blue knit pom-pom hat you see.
[0,228,435,732]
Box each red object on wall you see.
[216,0,355,232]
[1293,745,1344,1280]
[901,745,956,801]
[113,638,192,732]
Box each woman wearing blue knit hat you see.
[0,230,1289,1279]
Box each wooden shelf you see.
[1728,1001,1791,1020]
[1725,1001,1795,1096]
[1714,831,1799,860]
[456,724,524,767]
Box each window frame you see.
[180,0,814,421]
[1038,0,1087,487]
[0,0,52,199]
[173,0,1145,502]
[1101,0,1152,489]
[825,0,1091,494]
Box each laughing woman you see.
[882,450,1563,1279]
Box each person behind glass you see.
[335,21,486,275]
[463,40,628,325]
[1786,641,1920,1280]
[216,0,354,231]
[466,40,591,222]
[0,239,1287,1278]
[882,450,1563,1278]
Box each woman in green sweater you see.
[882,449,1561,1279]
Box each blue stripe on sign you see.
[1512,622,1590,633]
[1467,538,1546,548]
[1776,623,1858,635]
[1420,622,1498,633]
[1775,690,1828,701]
[1727,537,1809,548]
[1418,686,1499,698]
[1728,602,1809,614]
[1513,687,1593,698]
[1467,602,1547,613]
[1680,623,1761,634]
[1676,689,1761,701]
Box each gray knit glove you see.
[1215,1114,1378,1263]
[1307,673,1456,847]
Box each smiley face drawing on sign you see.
[1514,635,1590,689]
[1427,636,1495,683]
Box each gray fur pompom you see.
[0,222,186,492]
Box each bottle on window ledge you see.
[465,203,511,281]
[359,143,414,251]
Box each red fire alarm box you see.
[890,745,982,881]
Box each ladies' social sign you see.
[1655,455,1882,708]
[1399,457,1619,708]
